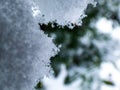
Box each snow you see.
[95,17,120,61]
[34,0,96,27]
[0,0,58,90]
[0,0,97,90]
[96,18,120,40]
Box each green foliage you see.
[35,82,44,89]
[102,80,115,86]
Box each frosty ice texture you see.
[0,0,57,90]
[37,0,96,27]
[0,0,96,90]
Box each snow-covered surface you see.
[33,0,96,27]
[0,0,58,90]
[0,0,97,90]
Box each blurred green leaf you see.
[102,80,115,86]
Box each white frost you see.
[0,0,58,90]
[33,0,96,27]
[0,0,96,90]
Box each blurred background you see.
[36,0,120,90]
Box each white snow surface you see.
[0,0,96,90]
[0,0,58,90]
[33,0,96,27]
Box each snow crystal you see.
[0,0,58,90]
[34,0,96,27]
